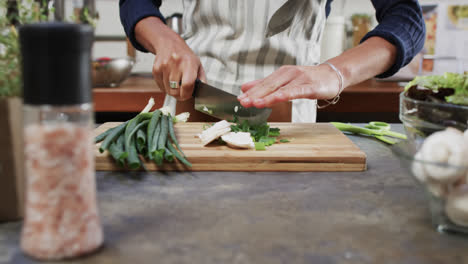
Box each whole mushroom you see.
[445,185,468,227]
[412,152,450,198]
[420,128,467,184]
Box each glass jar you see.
[19,23,103,260]
[21,103,103,259]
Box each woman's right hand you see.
[135,17,206,101]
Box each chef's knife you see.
[193,79,272,125]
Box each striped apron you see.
[180,0,327,122]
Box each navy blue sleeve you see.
[325,0,332,17]
[361,0,426,78]
[119,0,165,52]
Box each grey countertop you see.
[1,124,468,264]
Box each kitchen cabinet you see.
[93,76,403,123]
[92,75,291,122]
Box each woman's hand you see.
[238,64,340,108]
[238,37,398,109]
[135,17,206,101]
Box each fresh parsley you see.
[230,117,286,150]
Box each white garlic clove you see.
[445,185,468,227]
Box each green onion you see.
[108,134,127,167]
[136,129,147,155]
[167,141,192,167]
[147,110,162,153]
[153,149,164,166]
[127,137,141,169]
[168,114,184,155]
[124,120,149,155]
[99,122,128,153]
[95,126,115,143]
[164,147,174,162]
[150,118,162,155]
[157,115,169,151]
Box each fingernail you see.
[238,94,246,100]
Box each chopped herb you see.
[268,128,280,137]
[258,136,276,146]
[254,142,266,151]
[279,139,290,143]
[229,116,286,150]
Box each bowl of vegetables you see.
[400,73,468,147]
[392,128,468,234]
[91,57,135,88]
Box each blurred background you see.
[55,0,468,123]
[84,0,468,75]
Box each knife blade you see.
[193,80,272,125]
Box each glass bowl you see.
[399,92,468,147]
[392,140,468,235]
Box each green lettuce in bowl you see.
[400,73,468,145]
[405,72,468,106]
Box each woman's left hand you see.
[238,64,341,108]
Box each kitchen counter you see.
[93,76,403,122]
[1,124,467,264]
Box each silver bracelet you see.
[317,61,345,109]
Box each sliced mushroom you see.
[445,185,468,227]
[198,120,231,146]
[221,132,255,149]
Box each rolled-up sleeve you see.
[119,0,165,52]
[361,0,426,78]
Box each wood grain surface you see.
[95,122,367,172]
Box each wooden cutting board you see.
[95,122,367,172]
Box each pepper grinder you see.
[19,22,103,260]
